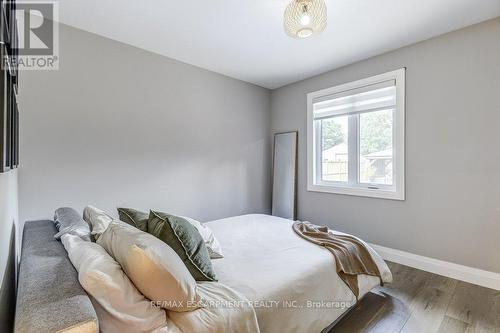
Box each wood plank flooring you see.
[330,262,500,333]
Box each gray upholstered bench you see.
[14,220,98,333]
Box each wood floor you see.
[331,262,500,333]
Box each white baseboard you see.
[369,243,500,291]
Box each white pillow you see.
[97,221,202,312]
[61,233,168,333]
[83,205,113,240]
[182,216,223,259]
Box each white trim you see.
[308,70,401,101]
[307,92,315,192]
[370,243,500,291]
[310,184,403,200]
[307,68,405,201]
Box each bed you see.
[206,214,392,333]
[15,214,391,333]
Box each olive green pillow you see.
[148,210,217,282]
[117,207,149,232]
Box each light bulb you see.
[300,13,311,26]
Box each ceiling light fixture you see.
[284,0,327,39]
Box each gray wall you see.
[17,17,500,274]
[18,23,271,224]
[0,170,19,331]
[271,18,500,273]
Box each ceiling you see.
[50,0,499,89]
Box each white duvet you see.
[203,214,392,333]
[104,213,391,333]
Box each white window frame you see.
[307,68,405,200]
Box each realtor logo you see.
[2,1,59,70]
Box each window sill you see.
[307,183,405,200]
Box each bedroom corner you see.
[4,1,500,333]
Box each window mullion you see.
[315,120,322,184]
[347,114,359,186]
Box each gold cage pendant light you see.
[284,0,327,38]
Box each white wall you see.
[0,170,19,330]
[271,18,500,273]
[18,23,271,224]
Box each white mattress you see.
[206,214,392,333]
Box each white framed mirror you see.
[272,131,298,220]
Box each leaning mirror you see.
[272,131,298,220]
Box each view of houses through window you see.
[320,109,393,185]
[321,115,349,182]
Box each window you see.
[307,69,405,200]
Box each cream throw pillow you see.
[97,221,202,312]
[182,216,224,259]
[61,234,168,333]
[83,205,114,240]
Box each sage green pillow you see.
[117,207,149,232]
[148,210,217,282]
